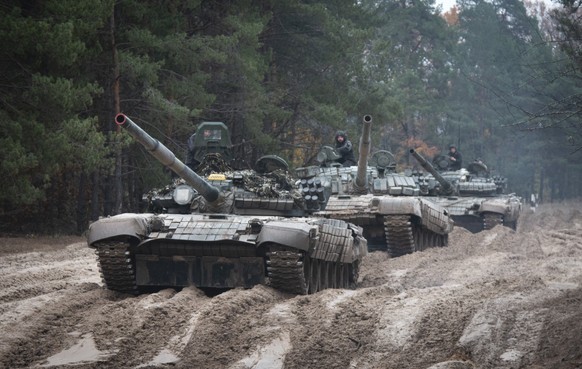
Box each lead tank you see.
[87,114,367,295]
[409,148,521,233]
[295,115,454,257]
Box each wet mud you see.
[1,202,581,368]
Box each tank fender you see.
[480,199,511,215]
[87,213,156,246]
[374,197,423,217]
[257,220,317,252]
[374,197,453,234]
[480,197,521,220]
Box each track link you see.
[94,240,138,294]
[267,220,360,294]
[267,248,309,295]
[385,215,448,257]
[384,215,415,257]
[267,249,358,295]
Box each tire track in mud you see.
[337,273,572,369]
[175,286,290,369]
[279,286,394,369]
[0,242,103,368]
[228,293,300,369]
[1,202,582,368]
[79,287,212,369]
[325,203,582,368]
[0,243,99,304]
[0,283,104,368]
[1,285,212,368]
[357,285,479,368]
[458,289,548,368]
[533,287,582,368]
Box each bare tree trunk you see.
[76,172,87,234]
[128,155,140,212]
[91,170,100,221]
[289,119,296,165]
[111,9,123,215]
[401,118,411,165]
[539,168,545,203]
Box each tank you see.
[409,148,521,233]
[86,114,367,295]
[295,115,454,257]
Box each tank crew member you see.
[185,133,199,171]
[335,130,356,167]
[448,144,463,170]
[530,193,537,213]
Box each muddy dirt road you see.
[1,202,581,369]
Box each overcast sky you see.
[435,0,557,12]
[436,0,457,11]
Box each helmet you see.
[335,130,347,143]
[449,144,456,149]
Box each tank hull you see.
[314,194,453,256]
[88,213,367,294]
[428,195,521,233]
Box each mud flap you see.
[134,255,265,288]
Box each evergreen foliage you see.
[0,0,580,233]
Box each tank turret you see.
[117,113,301,216]
[115,113,221,204]
[409,148,454,195]
[355,115,372,191]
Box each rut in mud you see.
[0,202,581,368]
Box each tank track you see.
[384,215,448,257]
[267,248,358,295]
[384,215,415,257]
[483,213,503,230]
[267,221,359,294]
[94,240,138,294]
[266,248,309,294]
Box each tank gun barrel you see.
[355,115,373,189]
[409,148,454,195]
[115,113,221,203]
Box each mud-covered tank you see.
[295,115,454,257]
[87,114,367,295]
[409,149,521,233]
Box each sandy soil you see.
[1,202,581,369]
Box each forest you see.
[0,0,580,234]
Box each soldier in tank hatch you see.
[448,144,463,170]
[185,133,198,171]
[335,130,356,167]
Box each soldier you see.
[335,130,356,167]
[530,193,537,213]
[185,133,199,171]
[203,129,221,140]
[448,144,463,170]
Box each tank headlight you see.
[173,185,195,205]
